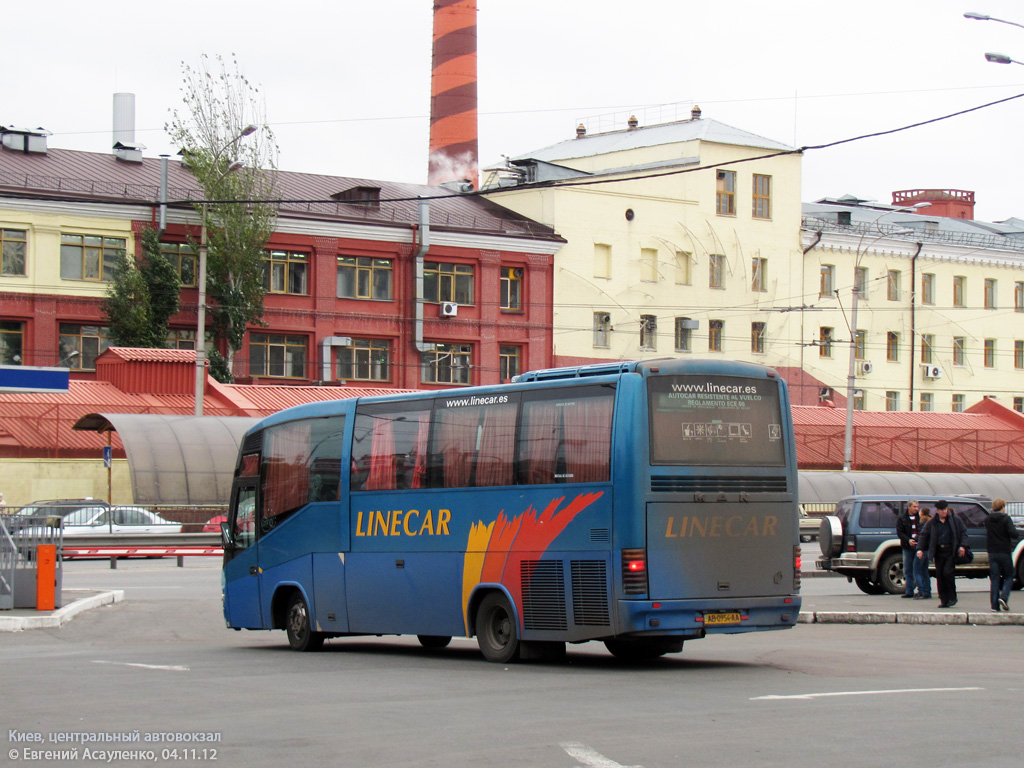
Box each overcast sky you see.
[6,0,1024,221]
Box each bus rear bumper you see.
[617,596,801,635]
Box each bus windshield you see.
[647,374,786,467]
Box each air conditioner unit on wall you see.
[857,361,874,376]
[440,301,459,317]
[923,364,943,379]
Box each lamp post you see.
[964,11,1024,30]
[983,51,1024,65]
[194,125,257,416]
[841,203,930,471]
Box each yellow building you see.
[483,108,804,371]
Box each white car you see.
[58,505,182,535]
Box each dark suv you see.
[816,494,1024,595]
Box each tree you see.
[166,53,278,382]
[103,227,182,348]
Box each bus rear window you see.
[647,375,785,467]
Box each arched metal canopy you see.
[73,413,260,506]
[799,471,1024,505]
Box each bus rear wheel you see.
[285,593,324,652]
[604,637,683,660]
[476,593,520,663]
[417,635,452,650]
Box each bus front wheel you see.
[476,593,520,663]
[285,593,325,652]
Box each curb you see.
[0,590,125,632]
[798,610,1024,625]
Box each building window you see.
[885,391,900,411]
[709,254,726,288]
[709,320,723,352]
[249,333,307,378]
[1,320,24,364]
[674,251,691,284]
[640,315,658,350]
[421,343,471,385]
[984,339,996,368]
[1,229,27,276]
[60,234,125,281]
[953,337,966,366]
[920,392,934,412]
[500,266,523,309]
[820,264,835,297]
[751,257,767,292]
[887,331,899,362]
[675,318,693,352]
[337,256,392,300]
[338,338,390,381]
[1014,396,1023,413]
[499,345,521,382]
[921,272,935,305]
[921,334,934,364]
[716,170,736,215]
[819,327,834,358]
[594,244,611,278]
[984,278,997,309]
[854,389,865,410]
[593,312,611,348]
[166,328,197,350]
[263,250,309,295]
[952,394,965,412]
[855,266,869,299]
[160,242,197,287]
[424,262,474,304]
[953,276,966,307]
[1016,340,1024,369]
[751,322,765,353]
[855,329,866,360]
[752,174,771,219]
[640,248,658,282]
[1016,281,1024,312]
[58,324,109,370]
[887,270,900,301]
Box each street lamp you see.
[964,11,1024,30]
[841,203,930,472]
[984,51,1024,65]
[194,125,257,416]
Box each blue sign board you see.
[0,365,71,393]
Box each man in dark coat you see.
[917,499,968,608]
[986,498,1020,612]
[896,500,921,598]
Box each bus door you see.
[223,479,264,628]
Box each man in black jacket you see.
[896,500,921,598]
[986,498,1020,612]
[917,500,968,608]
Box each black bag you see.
[954,546,974,565]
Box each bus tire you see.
[476,592,520,663]
[604,637,683,660]
[285,593,324,652]
[877,551,904,595]
[417,635,452,650]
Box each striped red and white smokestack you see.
[429,0,478,188]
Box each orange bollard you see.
[36,544,56,610]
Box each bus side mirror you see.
[220,521,234,549]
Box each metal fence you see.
[0,514,63,610]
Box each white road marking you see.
[91,660,190,671]
[752,686,982,701]
[561,742,642,768]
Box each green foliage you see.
[138,227,182,335]
[207,348,233,384]
[166,53,278,361]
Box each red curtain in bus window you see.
[262,421,312,519]
[563,395,613,483]
[410,413,430,489]
[475,402,517,486]
[365,418,397,491]
[435,406,480,488]
[518,400,559,484]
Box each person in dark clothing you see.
[896,500,922,598]
[917,499,968,608]
[986,498,1020,612]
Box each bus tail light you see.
[794,545,802,591]
[622,548,648,595]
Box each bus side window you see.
[517,386,614,485]
[430,400,516,488]
[234,489,256,550]
[351,405,431,491]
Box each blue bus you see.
[221,358,801,662]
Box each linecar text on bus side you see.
[354,508,452,537]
